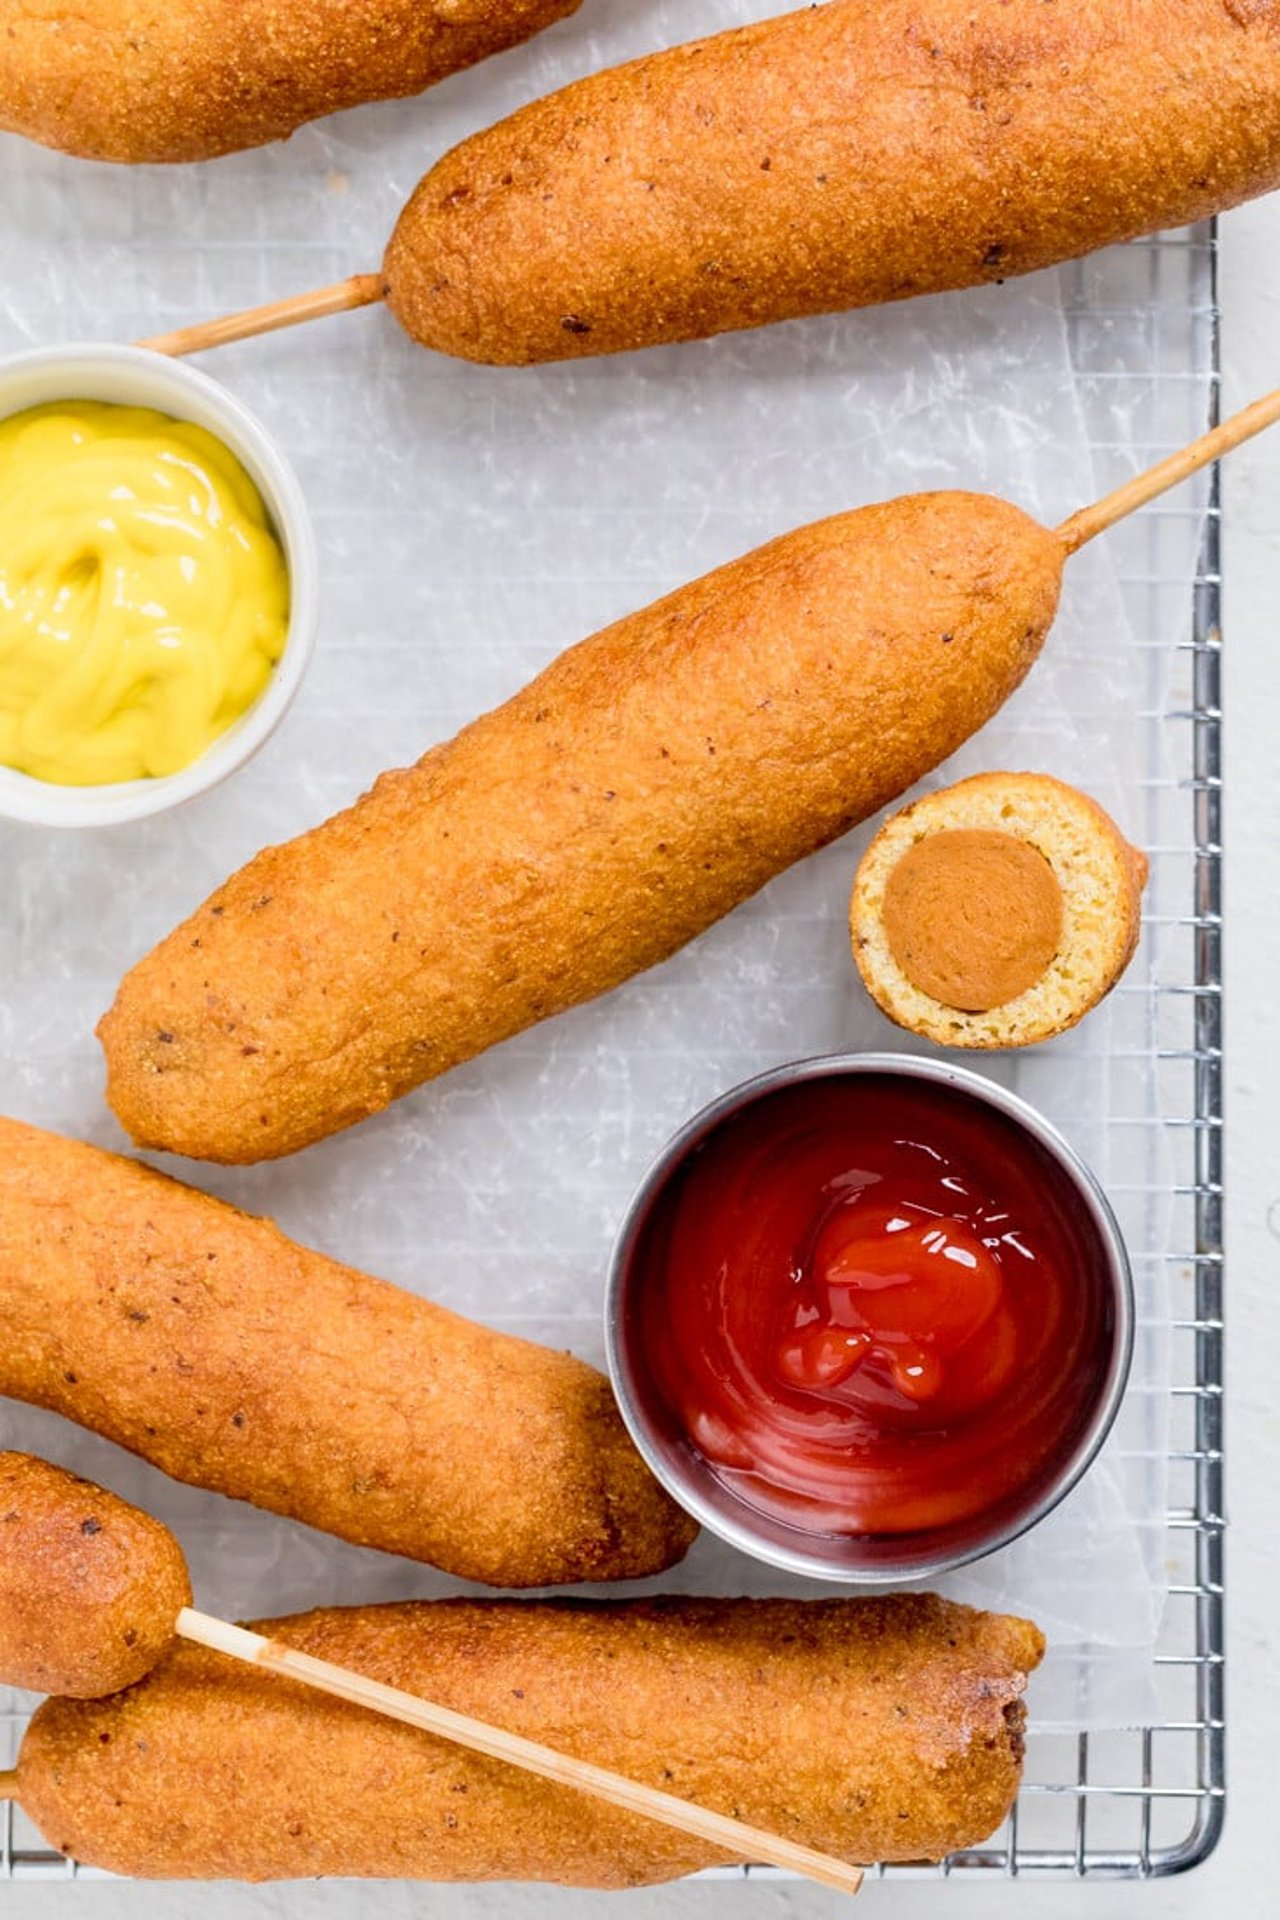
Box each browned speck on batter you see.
[99,493,1066,1164]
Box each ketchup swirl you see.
[628,1075,1115,1538]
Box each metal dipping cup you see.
[605,1053,1134,1584]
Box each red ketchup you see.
[627,1074,1117,1539]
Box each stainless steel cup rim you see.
[604,1051,1136,1585]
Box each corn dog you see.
[99,492,1064,1163]
[0,1459,859,1889]
[0,1117,696,1586]
[11,1594,1044,1882]
[0,1452,191,1697]
[382,0,1280,364]
[0,1,584,165]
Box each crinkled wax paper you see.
[0,0,1187,1736]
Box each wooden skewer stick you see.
[138,274,386,359]
[164,1608,861,1894]
[1058,383,1280,552]
[0,1611,864,1891]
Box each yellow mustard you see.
[0,401,289,785]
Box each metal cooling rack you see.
[996,225,1225,1885]
[0,225,1225,1883]
[913,224,1225,1885]
[713,225,1228,1887]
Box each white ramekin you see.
[0,343,318,828]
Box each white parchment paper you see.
[0,0,1182,1736]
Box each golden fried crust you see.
[0,1118,696,1586]
[98,493,1065,1164]
[0,0,583,164]
[0,1452,190,1697]
[18,1594,1045,1882]
[386,0,1280,363]
[851,771,1148,1048]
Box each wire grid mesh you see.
[0,225,1224,1883]
[885,224,1223,1885]
[1014,224,1223,1885]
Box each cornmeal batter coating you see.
[99,492,1066,1164]
[0,1,582,164]
[386,0,1280,363]
[0,1118,696,1587]
[15,1594,1044,1883]
[0,1452,190,1698]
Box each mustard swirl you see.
[0,401,289,786]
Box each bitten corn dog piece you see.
[0,1118,696,1586]
[384,0,1280,364]
[0,1452,190,1697]
[0,0,584,164]
[850,772,1149,1048]
[12,1594,1045,1883]
[99,492,1065,1163]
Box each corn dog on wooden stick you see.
[137,0,1280,363]
[99,491,1065,1162]
[11,1595,1044,1884]
[0,1118,696,1586]
[0,0,585,165]
[0,1454,857,1890]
